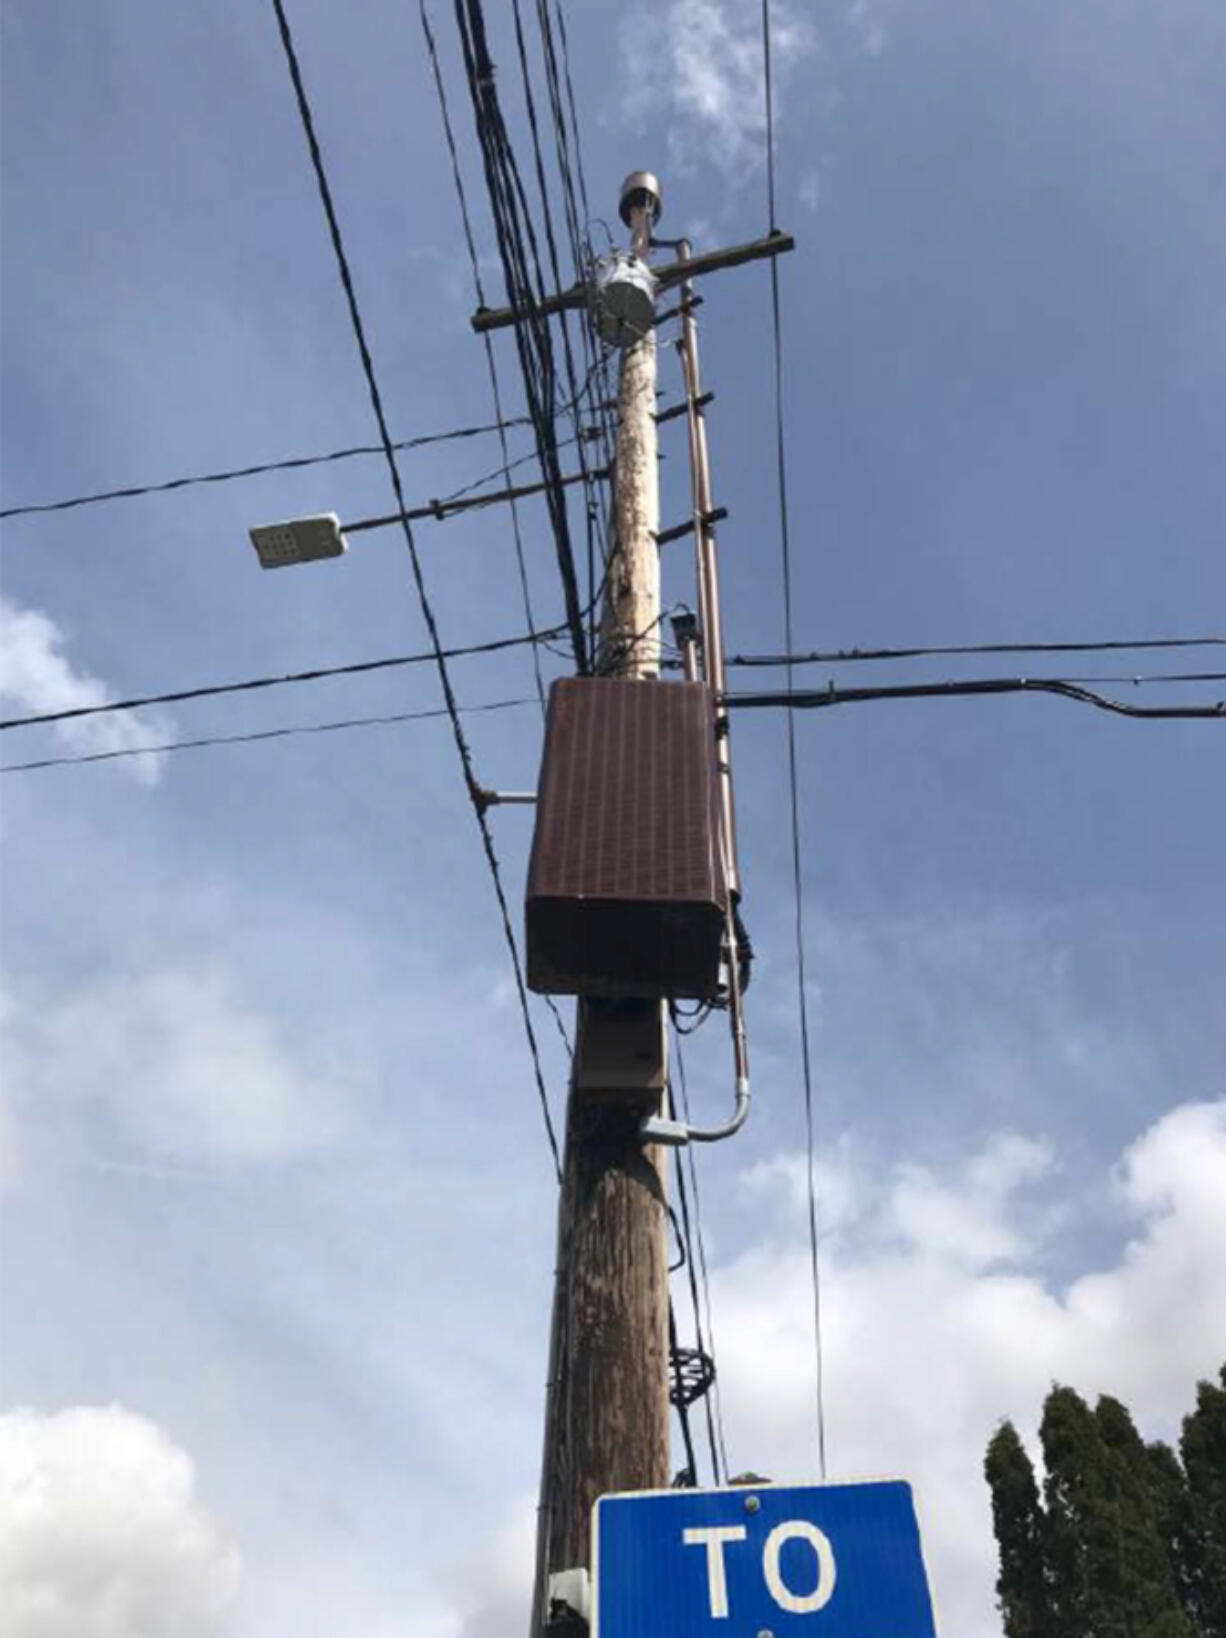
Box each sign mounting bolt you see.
[745,1494,761,1513]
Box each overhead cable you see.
[421,0,550,707]
[720,635,1226,668]
[762,0,829,1483]
[453,0,592,673]
[270,0,561,1176]
[0,415,541,523]
[673,1030,730,1484]
[0,623,572,733]
[509,0,605,559]
[0,697,536,774]
[724,676,1226,719]
[514,0,619,637]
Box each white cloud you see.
[0,1405,241,1638]
[619,0,817,185]
[847,0,886,58]
[0,1083,19,1197]
[0,593,174,785]
[888,1132,1054,1269]
[453,1493,536,1638]
[711,1100,1226,1636]
[4,968,346,1164]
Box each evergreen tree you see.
[1094,1395,1194,1638]
[1042,1384,1111,1635]
[1181,1368,1226,1637]
[985,1420,1054,1637]
[1040,1385,1195,1638]
[1145,1440,1203,1630]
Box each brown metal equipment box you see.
[526,677,727,999]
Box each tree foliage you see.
[986,1420,1053,1637]
[1181,1368,1226,1637]
[985,1368,1223,1637]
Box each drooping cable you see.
[763,0,829,1481]
[673,1030,730,1484]
[0,697,535,774]
[269,0,561,1177]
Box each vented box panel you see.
[526,678,726,999]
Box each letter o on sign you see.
[762,1520,838,1614]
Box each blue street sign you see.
[593,1479,938,1636]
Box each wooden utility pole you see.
[529,173,671,1636]
[503,174,794,1636]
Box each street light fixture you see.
[249,513,347,570]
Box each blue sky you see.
[1,1,1224,1633]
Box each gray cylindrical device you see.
[618,171,663,232]
[591,253,657,348]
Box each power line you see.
[508,0,614,643]
[719,635,1226,669]
[0,623,571,733]
[453,0,592,674]
[0,698,535,774]
[269,0,561,1177]
[724,676,1226,719]
[11,640,1211,741]
[762,0,828,1482]
[0,415,542,523]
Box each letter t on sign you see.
[682,1525,748,1619]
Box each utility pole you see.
[529,172,670,1636]
[487,171,793,1636]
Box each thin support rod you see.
[677,240,740,898]
[343,464,607,535]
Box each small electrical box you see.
[574,999,667,1108]
[249,514,346,570]
[526,678,726,1000]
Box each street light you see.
[249,513,347,570]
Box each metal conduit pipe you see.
[640,825,751,1149]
